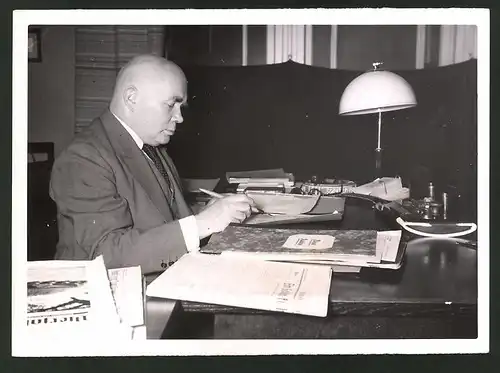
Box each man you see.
[50,54,255,274]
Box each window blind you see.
[75,26,166,132]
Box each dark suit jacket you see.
[50,109,194,274]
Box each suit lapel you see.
[99,110,173,220]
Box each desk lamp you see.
[339,62,417,178]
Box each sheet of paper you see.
[282,234,335,250]
[108,266,144,327]
[182,178,220,192]
[85,256,123,329]
[352,177,409,201]
[376,230,403,262]
[146,253,332,317]
[245,192,320,215]
[131,325,147,340]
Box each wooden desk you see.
[146,199,477,339]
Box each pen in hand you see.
[198,188,264,214]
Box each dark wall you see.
[247,26,267,66]
[29,26,75,157]
[337,25,417,71]
[28,26,75,260]
[312,25,332,68]
[166,25,243,66]
[165,25,420,70]
[28,143,58,260]
[167,59,477,221]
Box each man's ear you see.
[123,86,138,112]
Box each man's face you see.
[133,70,187,146]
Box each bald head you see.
[112,55,186,100]
[110,54,187,146]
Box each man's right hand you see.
[195,194,255,239]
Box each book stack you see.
[145,225,405,318]
[226,168,295,192]
[200,225,406,272]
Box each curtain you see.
[267,25,420,70]
[75,26,166,132]
[439,25,477,67]
[266,25,313,65]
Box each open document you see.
[243,195,345,225]
[246,191,320,215]
[146,253,333,317]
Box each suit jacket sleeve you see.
[50,142,188,274]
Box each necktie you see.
[142,144,175,209]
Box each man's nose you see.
[173,109,183,124]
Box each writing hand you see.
[195,194,256,239]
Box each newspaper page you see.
[26,256,126,341]
[108,266,146,340]
[27,261,91,328]
[146,253,332,317]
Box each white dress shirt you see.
[111,111,199,253]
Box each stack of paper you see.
[201,226,405,271]
[146,253,333,317]
[226,168,295,189]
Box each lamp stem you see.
[375,110,382,179]
[376,110,382,151]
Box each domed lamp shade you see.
[339,62,417,177]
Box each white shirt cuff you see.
[179,215,200,252]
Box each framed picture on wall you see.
[28,28,41,62]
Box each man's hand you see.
[200,193,233,211]
[195,194,255,239]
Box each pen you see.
[198,188,224,199]
[198,188,264,214]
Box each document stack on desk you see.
[226,168,295,192]
[146,252,333,317]
[201,226,405,272]
[25,256,146,342]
